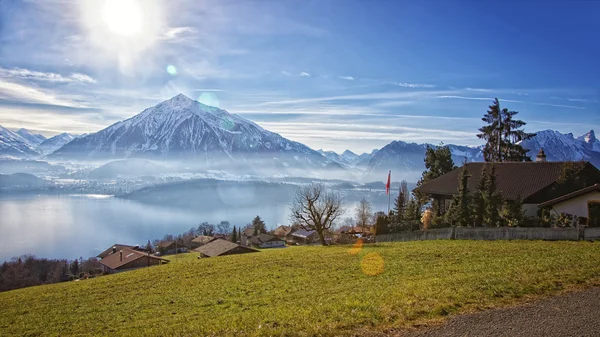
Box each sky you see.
[0,0,598,153]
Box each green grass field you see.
[1,241,600,336]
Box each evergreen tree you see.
[477,98,535,162]
[251,216,267,236]
[483,165,502,227]
[472,166,487,227]
[374,215,390,235]
[238,227,242,241]
[392,189,406,224]
[502,195,527,227]
[446,165,472,227]
[145,240,153,253]
[231,226,237,243]
[415,143,457,206]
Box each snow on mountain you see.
[341,150,359,163]
[15,128,46,146]
[50,94,333,175]
[520,129,600,167]
[37,133,76,155]
[0,125,40,158]
[362,140,483,182]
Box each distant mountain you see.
[520,129,600,167]
[0,173,47,188]
[317,149,377,168]
[89,159,170,179]
[354,149,379,168]
[0,125,40,158]
[37,133,76,155]
[50,94,334,176]
[15,129,46,146]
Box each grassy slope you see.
[1,241,600,336]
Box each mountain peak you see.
[171,93,193,102]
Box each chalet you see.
[271,225,292,238]
[157,239,186,255]
[99,247,168,274]
[193,239,259,258]
[191,235,216,249]
[96,244,148,259]
[538,184,600,221]
[289,229,332,245]
[414,156,600,218]
[249,234,286,248]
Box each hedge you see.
[588,200,600,227]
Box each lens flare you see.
[166,65,177,76]
[360,252,385,276]
[220,117,235,131]
[198,92,220,108]
[101,0,143,37]
[348,238,363,255]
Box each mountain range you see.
[1,93,598,181]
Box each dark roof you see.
[193,239,258,257]
[291,229,317,238]
[414,161,597,201]
[99,248,168,270]
[97,244,134,258]
[538,184,600,208]
[249,234,283,245]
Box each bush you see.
[588,200,600,227]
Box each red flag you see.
[386,170,391,195]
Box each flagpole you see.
[387,170,391,215]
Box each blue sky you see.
[0,0,598,153]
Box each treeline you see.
[0,255,100,293]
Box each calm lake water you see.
[0,194,292,261]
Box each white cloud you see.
[437,95,587,110]
[394,82,436,88]
[0,79,89,108]
[465,87,492,92]
[160,26,197,41]
[0,67,97,84]
[339,76,354,81]
[300,72,310,77]
[281,71,291,76]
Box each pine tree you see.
[251,216,266,236]
[472,166,488,227]
[374,215,390,235]
[238,227,242,241]
[483,165,502,227]
[415,143,457,206]
[502,195,527,227]
[392,189,406,224]
[446,165,472,227]
[145,240,153,253]
[477,98,535,162]
[231,226,237,243]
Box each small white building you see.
[538,184,600,221]
[249,234,286,248]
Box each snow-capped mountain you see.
[520,129,600,167]
[318,149,377,168]
[0,125,40,158]
[362,140,483,182]
[37,133,76,155]
[50,94,333,174]
[15,128,46,146]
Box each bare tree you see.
[355,197,373,228]
[290,183,345,246]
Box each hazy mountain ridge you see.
[37,133,76,155]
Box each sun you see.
[101,0,143,37]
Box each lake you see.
[0,194,291,261]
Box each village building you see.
[157,239,186,255]
[249,234,286,248]
[193,238,259,258]
[191,235,216,249]
[271,225,292,238]
[99,247,168,274]
[414,158,600,219]
[96,244,148,259]
[538,184,600,221]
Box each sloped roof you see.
[415,162,597,201]
[193,239,258,257]
[291,229,317,238]
[97,244,134,259]
[272,225,292,237]
[538,184,600,207]
[99,248,168,270]
[192,236,216,245]
[249,234,283,245]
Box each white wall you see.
[549,191,600,218]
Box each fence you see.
[376,226,600,243]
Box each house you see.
[538,184,600,222]
[157,239,186,255]
[337,226,372,237]
[414,159,600,218]
[96,244,148,259]
[193,239,259,258]
[249,234,286,248]
[289,229,332,245]
[99,247,168,274]
[271,225,292,238]
[191,235,216,249]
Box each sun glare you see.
[102,0,143,36]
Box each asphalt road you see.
[397,287,600,337]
